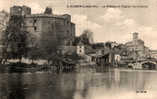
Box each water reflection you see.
[0,69,157,99]
[8,74,25,99]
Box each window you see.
[34,26,37,31]
[102,50,105,54]
[33,19,37,25]
[67,30,69,35]
[34,19,37,23]
[67,21,69,25]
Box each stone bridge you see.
[141,61,156,65]
[140,60,157,69]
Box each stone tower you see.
[133,32,138,41]
[10,5,31,16]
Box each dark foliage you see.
[44,7,52,14]
[105,42,112,49]
[3,15,28,60]
[73,29,93,46]
[39,30,59,63]
[92,43,104,49]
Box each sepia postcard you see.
[0,0,157,99]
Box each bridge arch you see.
[141,61,156,70]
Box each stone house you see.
[125,32,150,60]
[76,42,85,56]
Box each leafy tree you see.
[26,32,41,63]
[40,30,59,64]
[73,29,94,45]
[3,15,28,62]
[27,47,42,63]
[92,43,104,49]
[80,29,93,45]
[105,42,112,49]
[0,10,9,64]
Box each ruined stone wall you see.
[10,6,22,16]
[24,15,75,46]
[24,16,43,47]
[10,5,75,47]
[21,6,31,15]
[40,17,58,48]
[10,6,31,16]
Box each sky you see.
[0,0,157,49]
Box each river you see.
[0,68,157,99]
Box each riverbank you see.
[0,62,157,73]
[0,62,76,73]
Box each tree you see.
[27,47,42,63]
[92,43,104,49]
[105,42,112,49]
[73,29,94,45]
[40,30,59,64]
[26,32,41,63]
[80,29,94,45]
[0,10,9,64]
[3,15,28,62]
